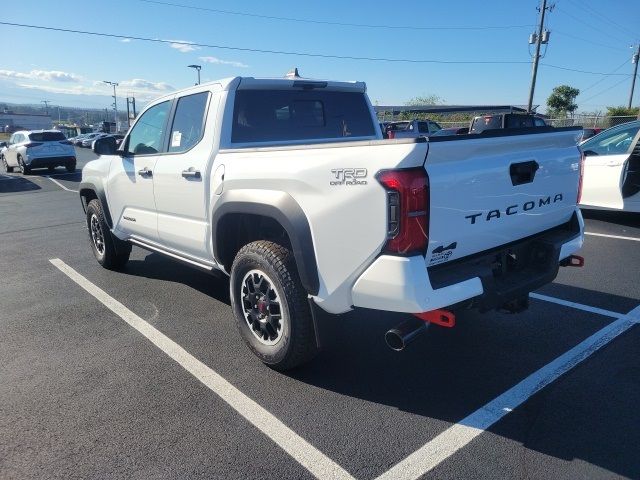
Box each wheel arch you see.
[79,181,113,228]
[212,191,320,296]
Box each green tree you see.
[546,85,580,118]
[405,94,444,106]
[606,106,639,117]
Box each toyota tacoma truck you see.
[80,74,585,370]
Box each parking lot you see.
[1,147,639,479]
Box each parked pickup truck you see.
[80,75,585,370]
[470,113,548,134]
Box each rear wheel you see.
[66,162,76,173]
[2,156,13,173]
[230,241,318,370]
[18,155,30,175]
[86,199,131,269]
[48,166,56,173]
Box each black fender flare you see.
[211,191,320,296]
[79,181,113,228]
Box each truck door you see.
[107,99,172,241]
[152,91,218,261]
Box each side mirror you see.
[0,142,7,148]
[92,136,118,156]
[582,149,598,157]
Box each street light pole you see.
[188,64,202,85]
[103,80,119,131]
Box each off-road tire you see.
[230,240,318,370]
[86,199,131,269]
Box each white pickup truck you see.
[80,74,585,370]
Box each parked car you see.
[1,130,76,174]
[429,127,469,137]
[81,75,584,369]
[469,113,547,134]
[71,133,92,146]
[81,133,107,148]
[579,120,640,213]
[383,119,442,139]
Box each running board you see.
[128,237,216,271]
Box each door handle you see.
[137,167,153,177]
[181,168,201,179]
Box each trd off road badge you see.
[429,242,457,266]
[330,168,368,186]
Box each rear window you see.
[231,90,376,144]
[471,116,501,133]
[29,131,66,141]
[505,115,535,128]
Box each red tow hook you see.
[413,309,456,328]
[561,254,585,267]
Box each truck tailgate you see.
[425,129,582,268]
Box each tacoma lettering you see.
[465,193,564,224]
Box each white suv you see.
[1,130,76,174]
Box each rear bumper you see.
[25,155,76,168]
[351,209,584,313]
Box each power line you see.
[555,6,633,46]
[540,63,630,75]
[580,59,630,93]
[0,21,532,65]
[564,0,638,41]
[553,30,626,52]
[139,0,535,31]
[580,75,631,105]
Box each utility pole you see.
[628,44,639,109]
[41,100,50,116]
[527,0,553,112]
[102,80,119,131]
[126,96,137,128]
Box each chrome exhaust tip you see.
[384,319,428,351]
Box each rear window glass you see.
[506,115,535,128]
[29,131,66,141]
[231,90,376,144]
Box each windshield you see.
[29,131,66,141]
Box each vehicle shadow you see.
[582,209,640,228]
[0,175,42,194]
[123,252,230,305]
[114,253,640,478]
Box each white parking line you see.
[530,292,621,318]
[49,258,354,480]
[376,304,640,480]
[585,232,640,242]
[46,176,78,193]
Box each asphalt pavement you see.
[1,147,639,479]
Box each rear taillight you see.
[577,150,585,204]
[23,142,43,148]
[376,168,429,256]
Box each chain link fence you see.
[546,115,639,128]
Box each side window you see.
[582,124,640,156]
[428,121,441,133]
[168,92,209,153]
[8,134,15,144]
[418,122,430,134]
[125,100,171,155]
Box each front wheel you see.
[230,241,318,370]
[86,199,131,269]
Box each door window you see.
[168,92,209,153]
[125,100,171,155]
[581,123,640,156]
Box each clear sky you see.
[0,0,638,114]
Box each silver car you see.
[80,133,107,148]
[1,130,76,174]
